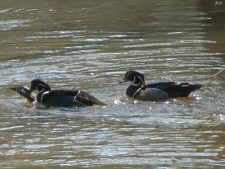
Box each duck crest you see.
[30,78,51,92]
[136,75,147,86]
[37,83,50,92]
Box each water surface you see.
[1,0,225,168]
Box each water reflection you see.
[1,0,225,168]
[199,0,225,55]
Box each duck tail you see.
[189,83,202,91]
[79,91,106,106]
[167,83,202,98]
[179,83,202,97]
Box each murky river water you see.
[1,0,225,168]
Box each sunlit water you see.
[1,0,225,168]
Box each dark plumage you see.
[120,70,202,101]
[10,86,35,102]
[29,79,106,108]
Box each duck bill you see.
[119,80,127,84]
[119,76,128,84]
[9,87,17,91]
[119,74,129,84]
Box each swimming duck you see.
[28,78,106,108]
[120,70,202,101]
[10,86,35,102]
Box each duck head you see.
[10,86,35,102]
[120,70,147,98]
[29,78,51,92]
[120,70,147,86]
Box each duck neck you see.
[36,87,51,102]
[126,76,146,98]
[37,90,50,103]
[37,86,51,92]
[132,76,146,87]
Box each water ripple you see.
[1,0,225,168]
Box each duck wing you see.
[135,88,168,101]
[142,82,202,98]
[39,90,83,107]
[143,82,176,91]
[40,90,105,108]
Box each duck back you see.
[38,90,105,108]
[143,82,202,98]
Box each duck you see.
[119,70,202,101]
[27,78,106,108]
[10,86,35,102]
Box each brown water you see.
[1,0,225,168]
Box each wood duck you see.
[28,78,106,108]
[10,86,35,102]
[120,70,202,101]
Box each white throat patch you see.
[41,91,50,102]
